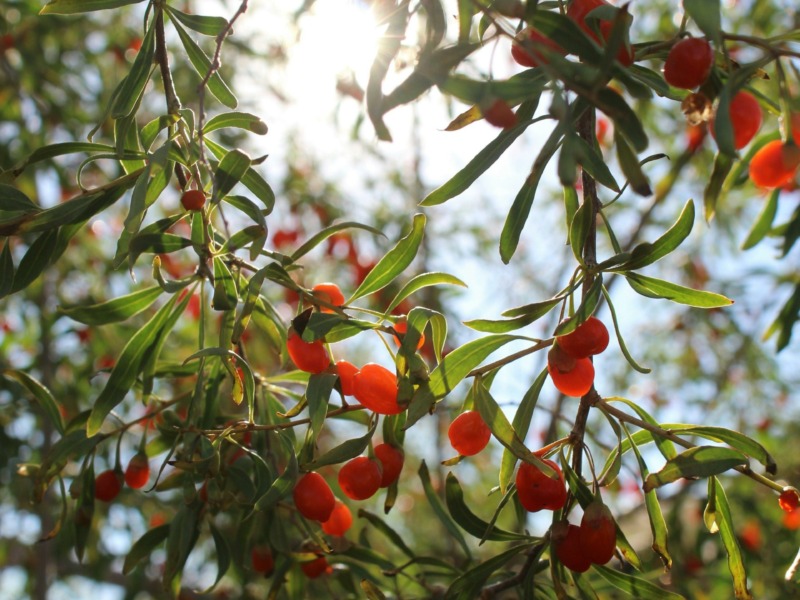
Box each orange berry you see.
[511,27,564,68]
[124,453,150,489]
[515,457,567,512]
[579,500,617,565]
[553,522,592,573]
[482,99,518,129]
[251,545,275,575]
[663,37,713,90]
[95,469,123,502]
[180,189,206,211]
[374,443,404,488]
[557,316,609,358]
[547,350,595,397]
[321,499,353,536]
[779,488,800,513]
[448,410,491,456]
[300,555,332,578]
[749,140,800,189]
[311,282,345,313]
[338,456,382,501]
[392,316,425,350]
[352,363,403,415]
[293,472,335,522]
[286,329,330,374]
[335,360,359,396]
[710,91,762,150]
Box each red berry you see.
[557,316,609,359]
[482,99,518,130]
[515,457,567,512]
[321,499,353,536]
[374,443,404,487]
[687,124,707,153]
[335,360,359,396]
[448,410,492,456]
[124,453,150,489]
[779,488,800,513]
[286,329,330,374]
[251,545,275,574]
[553,522,592,573]
[392,316,425,350]
[95,469,123,502]
[180,189,206,211]
[338,456,382,501]
[293,472,336,522]
[791,113,800,146]
[579,500,617,565]
[511,27,564,67]
[710,91,762,150]
[547,348,595,397]
[352,363,403,415]
[784,508,800,530]
[739,520,762,551]
[300,555,332,578]
[567,0,635,66]
[311,282,345,313]
[749,140,800,189]
[663,38,714,90]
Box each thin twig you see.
[154,3,181,115]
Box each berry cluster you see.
[547,316,609,397]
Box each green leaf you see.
[87,292,182,436]
[573,134,620,192]
[615,132,652,196]
[40,0,144,14]
[173,19,238,109]
[499,369,547,493]
[604,397,676,460]
[704,152,734,220]
[123,525,170,574]
[421,99,540,206]
[58,285,163,326]
[303,419,379,470]
[499,121,564,263]
[349,214,426,302]
[623,424,671,569]
[0,242,13,298]
[205,139,274,211]
[212,149,251,202]
[569,199,593,265]
[2,370,65,435]
[643,447,748,493]
[290,221,384,262]
[444,472,529,542]
[708,477,753,600]
[212,256,238,310]
[254,433,298,511]
[656,424,776,474]
[73,464,95,562]
[619,200,695,270]
[741,188,778,250]
[405,334,521,429]
[594,565,686,600]
[165,7,228,36]
[625,273,733,308]
[444,543,533,599]
[385,272,466,315]
[163,504,201,590]
[111,23,156,118]
[473,380,554,474]
[596,87,648,153]
[358,509,415,558]
[418,461,472,559]
[204,111,268,135]
[601,287,651,374]
[683,0,721,44]
[11,229,59,293]
[202,521,231,593]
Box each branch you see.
[154,5,181,115]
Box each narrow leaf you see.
[173,19,237,108]
[111,23,156,118]
[123,525,170,574]
[165,7,228,36]
[58,286,163,326]
[620,200,695,271]
[594,565,686,600]
[418,461,472,559]
[643,447,748,492]
[2,370,65,435]
[710,477,753,599]
[445,472,529,542]
[349,214,426,302]
[40,0,143,14]
[625,273,733,308]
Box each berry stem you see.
[570,106,601,478]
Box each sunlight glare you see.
[290,1,378,100]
